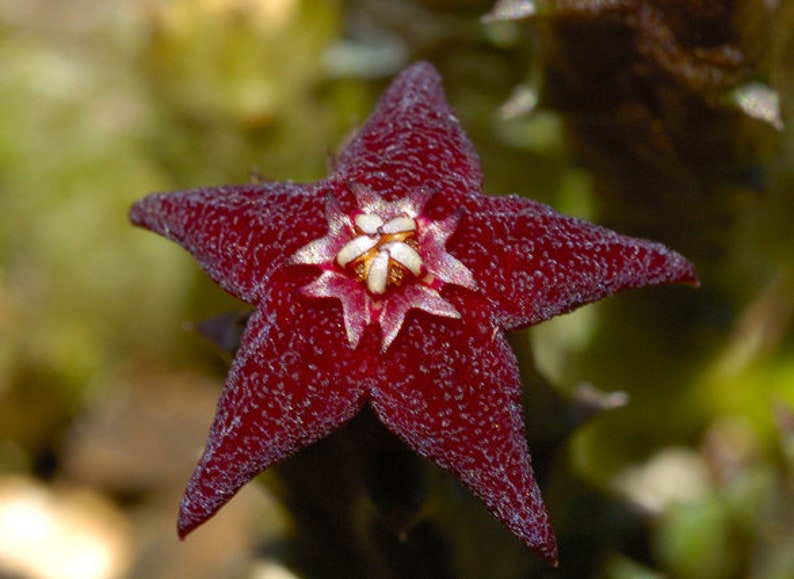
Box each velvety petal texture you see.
[372,303,556,561]
[334,62,483,206]
[454,195,697,330]
[130,182,329,303]
[130,61,698,565]
[178,274,369,537]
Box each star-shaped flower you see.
[130,62,697,564]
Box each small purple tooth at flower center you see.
[336,214,422,295]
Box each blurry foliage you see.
[0,0,793,577]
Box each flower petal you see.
[334,62,483,206]
[453,195,699,330]
[370,310,557,564]
[177,281,368,538]
[129,182,328,303]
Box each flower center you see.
[336,213,422,295]
[288,185,477,350]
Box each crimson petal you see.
[335,62,483,205]
[454,195,698,331]
[130,182,328,303]
[178,282,368,537]
[370,307,558,564]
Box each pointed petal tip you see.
[544,550,560,568]
[400,59,440,80]
[644,240,699,290]
[128,198,147,227]
[176,512,195,540]
[175,471,229,541]
[669,251,700,289]
[128,193,164,230]
[520,519,558,566]
[684,260,700,288]
[521,536,558,566]
[506,512,557,563]
[176,487,219,541]
[387,60,444,99]
[544,538,559,567]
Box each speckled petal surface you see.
[451,194,698,330]
[129,61,698,564]
[370,302,557,564]
[130,182,329,303]
[177,273,369,537]
[334,62,483,205]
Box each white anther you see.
[381,216,417,235]
[367,250,390,295]
[354,213,384,235]
[337,235,378,267]
[380,241,422,276]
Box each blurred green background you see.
[1,0,793,577]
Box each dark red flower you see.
[130,62,697,564]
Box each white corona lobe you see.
[367,250,391,295]
[336,235,378,267]
[381,216,417,234]
[290,184,477,351]
[381,242,422,275]
[354,213,384,235]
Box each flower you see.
[129,62,697,564]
